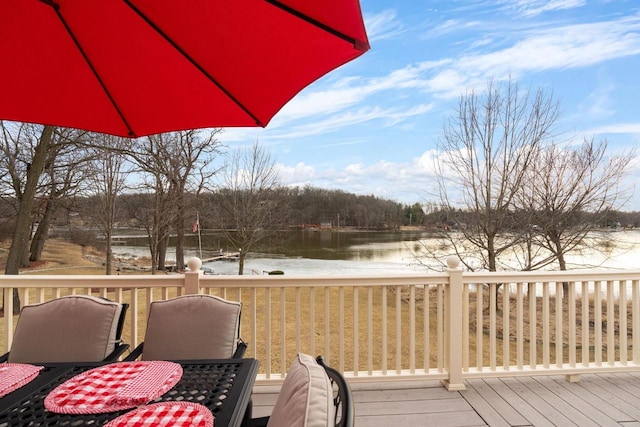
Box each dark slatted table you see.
[0,358,259,427]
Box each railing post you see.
[443,255,466,391]
[184,257,203,295]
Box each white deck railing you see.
[2,257,640,390]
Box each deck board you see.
[532,376,618,426]
[250,372,640,426]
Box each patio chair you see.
[124,294,246,361]
[242,353,354,427]
[0,295,129,363]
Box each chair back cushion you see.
[142,294,241,361]
[9,295,122,363]
[268,353,334,427]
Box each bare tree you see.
[523,138,634,271]
[435,79,559,272]
[0,123,86,311]
[214,141,288,275]
[0,123,90,274]
[83,135,133,274]
[29,128,95,262]
[128,129,223,272]
[1,123,54,274]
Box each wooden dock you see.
[201,252,239,262]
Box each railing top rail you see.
[464,269,640,283]
[199,273,449,288]
[0,274,185,289]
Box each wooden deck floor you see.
[251,372,640,426]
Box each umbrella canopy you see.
[0,0,369,138]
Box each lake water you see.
[111,229,640,276]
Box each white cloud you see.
[507,0,587,17]
[276,150,444,205]
[589,123,640,135]
[417,14,640,99]
[269,104,433,140]
[364,10,405,41]
[277,162,316,185]
[423,19,481,39]
[272,12,640,137]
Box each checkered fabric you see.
[104,401,214,427]
[44,361,183,414]
[0,363,44,398]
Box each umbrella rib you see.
[266,0,370,51]
[39,0,137,137]
[123,0,264,127]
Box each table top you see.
[0,358,259,427]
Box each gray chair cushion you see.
[8,295,122,363]
[267,353,334,427]
[141,294,241,361]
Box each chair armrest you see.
[123,342,144,361]
[104,343,130,361]
[233,339,248,358]
[240,415,269,427]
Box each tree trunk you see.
[105,228,113,275]
[175,217,185,271]
[238,250,245,275]
[30,199,55,262]
[157,233,168,271]
[4,125,54,314]
[557,248,569,298]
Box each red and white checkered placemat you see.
[0,363,44,398]
[104,401,214,427]
[44,361,183,414]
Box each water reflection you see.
[113,230,434,275]
[111,229,640,276]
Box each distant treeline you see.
[0,186,638,241]
[421,206,640,231]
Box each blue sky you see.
[221,0,640,210]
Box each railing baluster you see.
[251,287,257,360]
[3,288,13,349]
[462,283,468,372]
[325,287,331,365]
[582,281,589,367]
[569,281,576,367]
[395,285,401,374]
[353,286,359,375]
[634,280,640,364]
[476,284,483,371]
[410,284,415,374]
[607,280,615,365]
[620,279,627,365]
[310,287,316,358]
[280,287,286,378]
[490,283,497,370]
[265,287,271,378]
[529,282,536,369]
[368,286,373,375]
[505,282,511,370]
[295,287,301,353]
[543,282,549,368]
[130,288,139,349]
[595,280,602,366]
[382,285,388,375]
[517,282,523,370]
[339,286,345,373]
[555,282,563,368]
[437,284,444,372]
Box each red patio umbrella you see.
[0,0,369,138]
